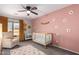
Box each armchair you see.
[2,32,19,48]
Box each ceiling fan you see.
[18,5,38,16]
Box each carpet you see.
[10,45,46,55]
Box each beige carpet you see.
[10,45,46,55]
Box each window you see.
[14,22,19,36]
[8,21,13,32]
[8,19,19,37]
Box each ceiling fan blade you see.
[31,7,37,10]
[18,10,26,12]
[30,11,38,15]
[21,4,26,9]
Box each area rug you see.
[10,45,46,55]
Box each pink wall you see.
[32,4,79,53]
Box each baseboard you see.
[53,45,79,54]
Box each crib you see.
[32,32,52,47]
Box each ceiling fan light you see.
[27,11,30,14]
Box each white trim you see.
[53,45,79,54]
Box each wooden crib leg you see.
[44,45,47,49]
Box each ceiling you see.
[0,4,71,20]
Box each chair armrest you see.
[12,37,19,42]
